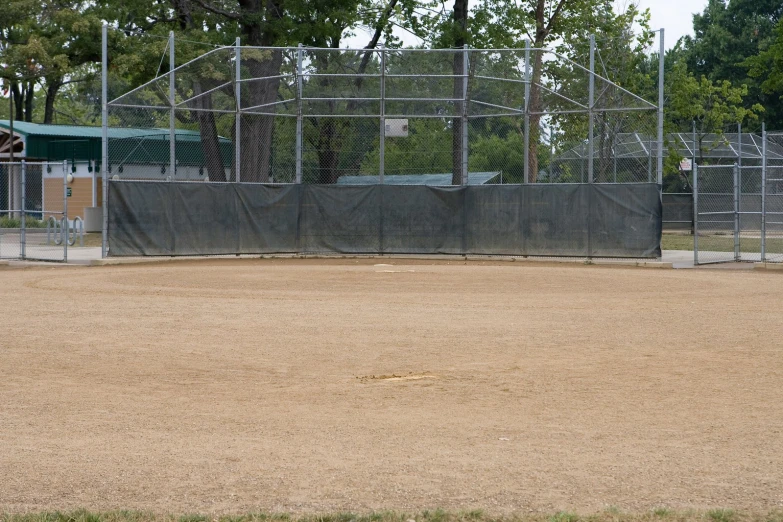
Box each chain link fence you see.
[106,42,661,187]
[766,133,783,262]
[692,130,783,264]
[694,164,736,264]
[0,161,68,261]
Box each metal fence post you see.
[657,28,664,186]
[737,123,742,260]
[461,44,469,186]
[101,22,108,258]
[296,43,303,184]
[20,160,26,260]
[235,37,241,183]
[523,40,530,185]
[588,34,595,184]
[379,44,385,184]
[63,160,68,263]
[734,161,740,261]
[692,121,698,265]
[693,162,699,265]
[169,31,176,179]
[761,122,767,261]
[648,136,653,183]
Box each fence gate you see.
[767,136,783,263]
[0,161,68,262]
[694,162,768,265]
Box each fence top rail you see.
[108,44,659,109]
[108,178,661,187]
[0,160,59,165]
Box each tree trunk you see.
[24,81,33,122]
[527,44,545,184]
[192,82,227,182]
[11,83,24,122]
[451,0,468,186]
[527,0,575,184]
[316,117,341,184]
[44,78,63,124]
[239,50,284,182]
[236,0,285,183]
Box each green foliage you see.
[745,18,783,101]
[668,61,763,133]
[0,216,48,228]
[667,59,763,170]
[680,0,783,128]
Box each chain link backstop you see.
[103,37,664,258]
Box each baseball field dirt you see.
[1,259,782,514]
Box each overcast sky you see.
[636,0,706,48]
[346,0,709,50]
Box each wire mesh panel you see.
[0,163,22,259]
[695,164,736,264]
[738,165,763,261]
[106,44,660,188]
[26,163,68,262]
[765,135,783,262]
[0,162,66,262]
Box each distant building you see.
[1,121,231,219]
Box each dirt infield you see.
[1,259,782,515]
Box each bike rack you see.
[68,217,84,247]
[47,216,84,247]
[47,216,64,246]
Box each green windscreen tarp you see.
[108,182,662,258]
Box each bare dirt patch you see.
[1,259,782,515]
[358,372,439,382]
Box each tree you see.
[667,60,763,165]
[465,0,619,182]
[1,0,104,124]
[154,0,414,183]
[745,18,783,112]
[682,0,783,128]
[450,0,468,185]
[547,3,656,182]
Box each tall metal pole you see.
[692,121,698,265]
[8,85,15,219]
[588,34,595,184]
[379,44,385,184]
[736,122,742,261]
[461,44,469,186]
[20,160,26,260]
[101,23,108,258]
[169,31,176,179]
[761,122,767,261]
[234,37,241,182]
[63,160,68,263]
[296,43,303,184]
[523,40,531,185]
[657,28,665,186]
[734,162,740,261]
[91,160,97,207]
[648,136,653,182]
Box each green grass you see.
[75,232,102,247]
[3,510,783,522]
[661,233,783,253]
[707,511,736,522]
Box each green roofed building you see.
[0,121,232,180]
[1,121,233,223]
